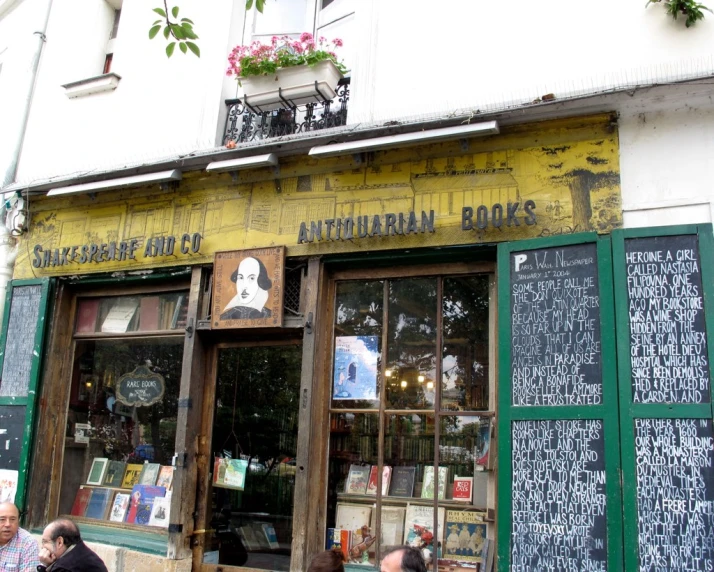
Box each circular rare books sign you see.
[116,365,166,407]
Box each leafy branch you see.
[245,0,268,12]
[150,1,200,58]
[646,0,712,27]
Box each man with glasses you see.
[0,501,39,572]
[38,519,106,572]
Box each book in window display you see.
[365,465,391,496]
[344,464,370,494]
[441,510,488,567]
[475,419,491,470]
[332,336,379,400]
[213,457,248,491]
[125,485,166,525]
[84,488,112,520]
[103,461,126,488]
[371,505,405,550]
[109,493,131,522]
[86,458,109,486]
[403,504,445,550]
[420,466,448,499]
[121,464,144,489]
[155,465,174,490]
[70,488,92,517]
[138,463,161,486]
[452,476,473,503]
[335,503,372,550]
[148,493,171,528]
[388,466,415,497]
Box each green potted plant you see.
[226,33,346,111]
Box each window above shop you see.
[75,291,189,336]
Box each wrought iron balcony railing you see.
[223,77,350,145]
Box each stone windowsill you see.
[62,73,122,99]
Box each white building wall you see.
[619,105,714,228]
[14,0,245,184]
[5,0,714,237]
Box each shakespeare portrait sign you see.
[212,247,285,329]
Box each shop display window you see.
[203,344,302,571]
[327,274,495,569]
[59,292,187,529]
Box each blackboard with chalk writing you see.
[0,406,26,470]
[0,285,43,397]
[625,235,710,404]
[510,243,602,406]
[634,418,714,571]
[510,419,608,570]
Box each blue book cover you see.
[126,485,166,525]
[84,488,111,520]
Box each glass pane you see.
[384,414,434,499]
[204,345,301,570]
[58,338,183,525]
[327,413,378,565]
[75,292,189,334]
[386,278,437,409]
[439,416,492,569]
[442,276,490,411]
[332,281,383,409]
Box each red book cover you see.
[339,529,350,562]
[76,299,100,333]
[452,476,473,502]
[138,296,160,331]
[366,465,391,496]
[70,488,93,516]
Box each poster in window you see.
[333,336,379,400]
[212,247,284,329]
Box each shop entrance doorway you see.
[199,342,302,571]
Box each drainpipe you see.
[0,218,18,323]
[0,0,52,329]
[1,0,53,187]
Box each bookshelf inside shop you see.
[326,273,495,570]
[60,290,188,531]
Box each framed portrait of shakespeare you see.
[212,247,284,329]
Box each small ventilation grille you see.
[284,265,303,316]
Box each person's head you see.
[307,548,345,572]
[380,546,427,572]
[231,257,272,308]
[0,502,19,546]
[41,518,82,559]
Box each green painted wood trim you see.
[496,241,513,572]
[31,523,168,556]
[496,233,623,572]
[612,223,714,572]
[15,278,52,511]
[0,397,29,406]
[64,266,192,286]
[322,244,497,269]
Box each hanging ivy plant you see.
[646,0,712,27]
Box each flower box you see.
[241,60,343,112]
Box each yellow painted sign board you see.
[14,115,622,279]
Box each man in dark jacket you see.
[38,518,107,572]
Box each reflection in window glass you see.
[327,413,379,565]
[59,338,183,524]
[440,416,491,508]
[386,279,437,410]
[332,281,383,410]
[384,414,434,498]
[442,276,490,411]
[205,345,301,571]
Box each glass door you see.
[201,343,302,571]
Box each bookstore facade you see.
[2,113,714,572]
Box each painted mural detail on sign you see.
[14,116,622,278]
